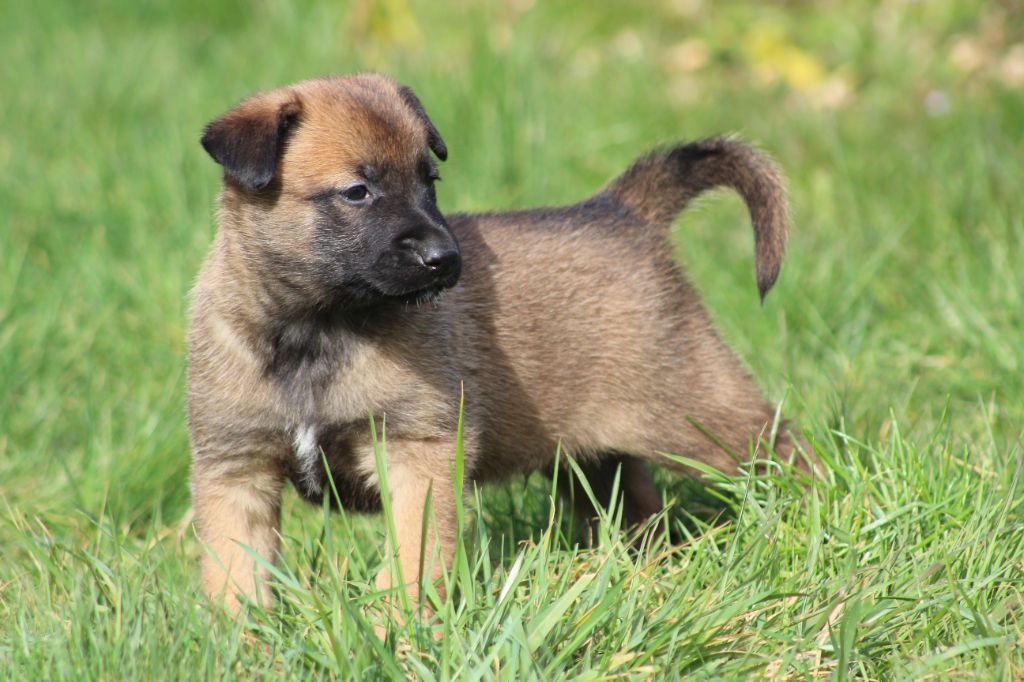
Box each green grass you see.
[2,0,1023,678]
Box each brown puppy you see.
[188,73,808,613]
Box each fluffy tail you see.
[606,138,788,299]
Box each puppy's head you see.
[201,74,458,309]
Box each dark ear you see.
[398,85,447,162]
[200,90,303,191]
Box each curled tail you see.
[606,137,788,299]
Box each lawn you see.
[1,0,1022,678]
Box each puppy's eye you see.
[339,184,370,204]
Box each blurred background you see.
[1,0,1021,548]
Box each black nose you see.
[420,246,460,278]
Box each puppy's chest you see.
[284,421,381,512]
[268,325,454,508]
[269,323,400,417]
[268,316,458,433]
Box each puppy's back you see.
[448,140,794,476]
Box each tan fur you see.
[188,73,812,620]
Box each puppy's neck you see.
[199,227,410,381]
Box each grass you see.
[1,0,1023,678]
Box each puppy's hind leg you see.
[650,395,818,481]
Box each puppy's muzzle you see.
[416,243,460,280]
[385,225,462,295]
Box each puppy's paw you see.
[373,569,444,641]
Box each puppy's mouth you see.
[388,285,447,305]
[364,246,462,305]
[320,248,461,310]
[378,268,461,305]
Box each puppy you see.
[188,73,808,613]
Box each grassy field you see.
[2,0,1023,678]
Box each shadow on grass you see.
[475,466,735,565]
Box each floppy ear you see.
[397,85,447,162]
[200,90,303,191]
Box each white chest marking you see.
[293,424,322,494]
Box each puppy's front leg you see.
[191,455,284,611]
[373,441,460,614]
